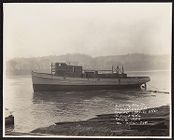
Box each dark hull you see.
[33,84,141,92]
[5,115,14,126]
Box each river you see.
[4,70,171,133]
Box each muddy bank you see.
[31,105,170,136]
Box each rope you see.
[146,83,159,90]
[146,83,169,94]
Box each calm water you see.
[4,70,171,133]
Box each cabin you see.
[51,62,127,78]
[83,70,98,78]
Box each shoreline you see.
[27,105,169,136]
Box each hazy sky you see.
[4,3,172,60]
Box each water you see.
[4,70,171,133]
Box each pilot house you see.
[53,63,82,77]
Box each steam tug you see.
[32,63,150,91]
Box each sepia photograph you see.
[3,3,172,138]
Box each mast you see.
[51,63,55,75]
[122,66,124,74]
[116,66,120,74]
[112,65,113,74]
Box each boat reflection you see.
[32,89,145,105]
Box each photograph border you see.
[1,1,173,139]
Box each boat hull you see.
[33,84,141,92]
[32,71,150,91]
